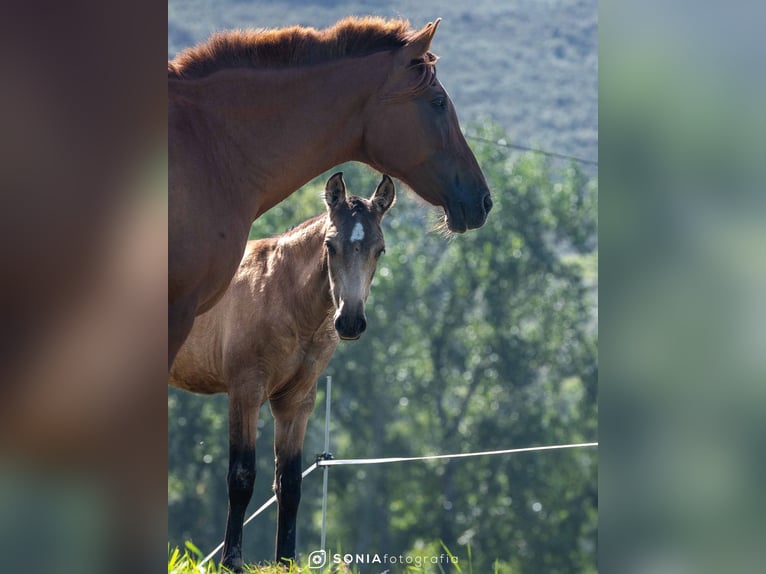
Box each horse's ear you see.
[324,172,346,211]
[398,18,441,64]
[371,175,396,217]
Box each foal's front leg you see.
[272,397,314,565]
[221,384,262,572]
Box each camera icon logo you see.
[308,550,327,569]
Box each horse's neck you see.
[196,56,387,220]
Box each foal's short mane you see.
[276,195,373,247]
[278,213,326,244]
[169,16,433,80]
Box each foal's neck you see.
[276,216,334,325]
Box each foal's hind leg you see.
[272,394,315,565]
[221,383,263,572]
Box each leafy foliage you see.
[168,120,597,573]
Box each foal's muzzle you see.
[334,312,367,340]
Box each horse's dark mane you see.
[169,16,418,80]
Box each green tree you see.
[168,121,597,573]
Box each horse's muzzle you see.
[482,191,494,215]
[446,190,492,232]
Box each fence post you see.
[320,375,332,555]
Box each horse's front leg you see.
[168,295,197,369]
[272,396,315,565]
[221,383,262,572]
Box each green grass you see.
[169,542,304,573]
[169,542,476,573]
[169,542,353,574]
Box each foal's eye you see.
[431,96,447,109]
[325,242,337,255]
[376,247,386,258]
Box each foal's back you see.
[169,216,337,397]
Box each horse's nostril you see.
[483,193,493,214]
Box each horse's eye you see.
[431,96,447,109]
[376,247,386,258]
[325,242,337,255]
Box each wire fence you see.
[464,134,598,167]
[197,376,598,570]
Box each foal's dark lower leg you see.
[221,444,256,571]
[275,451,303,564]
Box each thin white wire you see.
[317,441,598,466]
[195,441,597,570]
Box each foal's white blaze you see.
[350,222,365,242]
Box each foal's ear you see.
[371,175,396,217]
[398,18,441,64]
[324,172,346,211]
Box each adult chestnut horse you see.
[170,173,395,570]
[168,16,492,367]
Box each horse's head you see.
[323,172,395,340]
[360,18,492,233]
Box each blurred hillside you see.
[168,0,597,167]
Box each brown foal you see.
[169,173,395,570]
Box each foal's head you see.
[323,172,395,340]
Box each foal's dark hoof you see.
[221,559,244,573]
